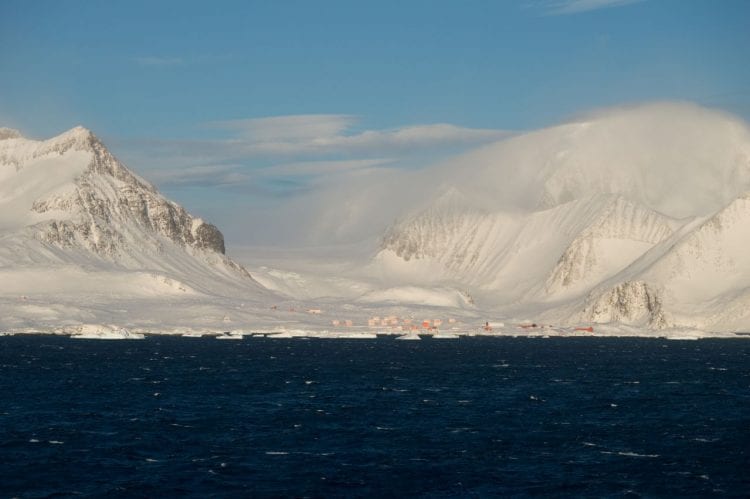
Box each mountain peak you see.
[53,125,95,145]
[0,124,231,258]
[67,125,93,136]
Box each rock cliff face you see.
[582,281,669,328]
[22,127,226,258]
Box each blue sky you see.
[1,0,749,244]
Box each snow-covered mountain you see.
[374,103,750,331]
[579,191,750,331]
[379,191,677,299]
[0,126,269,333]
[4,102,750,336]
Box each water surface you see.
[1,336,748,497]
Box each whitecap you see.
[618,451,659,458]
[601,450,659,458]
[265,451,289,455]
[693,437,718,443]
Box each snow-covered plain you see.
[2,103,750,340]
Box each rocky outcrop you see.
[36,219,123,257]
[193,222,225,254]
[582,281,669,329]
[0,127,22,140]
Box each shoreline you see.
[1,326,747,341]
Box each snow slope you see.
[378,192,679,303]
[579,192,750,330]
[0,126,479,336]
[0,126,270,333]
[3,102,750,336]
[372,103,750,331]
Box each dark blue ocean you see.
[1,336,748,497]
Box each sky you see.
[1,0,749,246]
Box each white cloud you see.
[337,123,506,150]
[259,158,392,177]
[112,114,511,244]
[117,115,510,177]
[208,114,510,157]
[145,158,393,188]
[145,164,250,187]
[212,115,356,142]
[538,0,645,15]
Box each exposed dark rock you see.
[194,222,225,254]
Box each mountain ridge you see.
[374,103,750,331]
[3,103,750,335]
[0,125,267,328]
